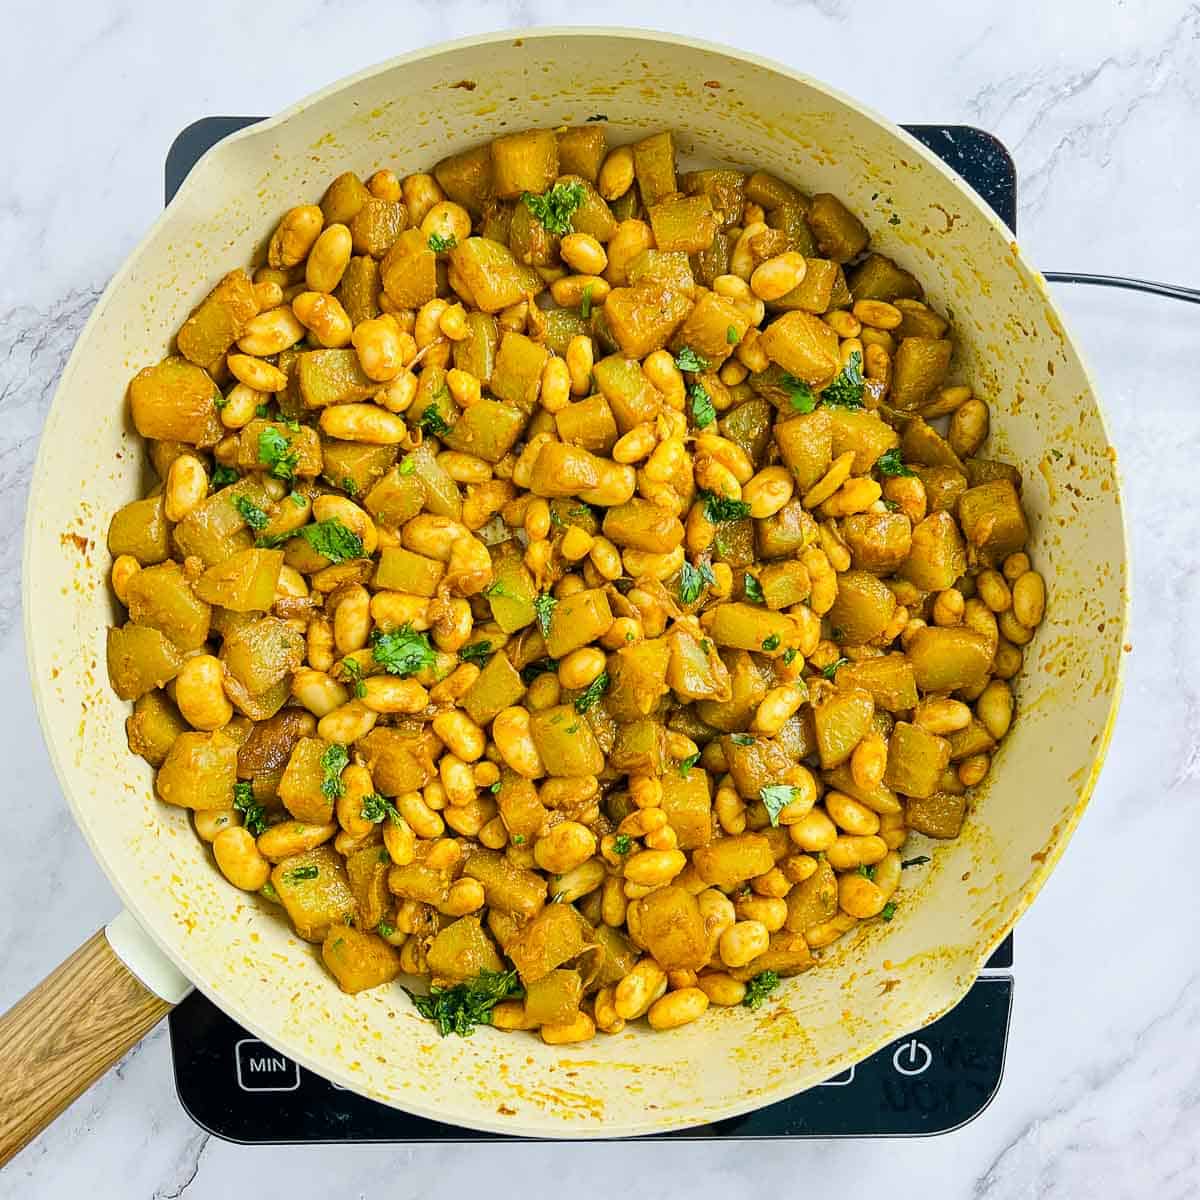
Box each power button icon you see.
[892,1039,933,1076]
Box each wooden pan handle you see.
[0,925,182,1168]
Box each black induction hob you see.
[165,117,1017,1143]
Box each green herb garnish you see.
[759,785,796,827]
[232,781,266,836]
[484,580,512,601]
[512,834,525,845]
[821,351,865,409]
[857,864,876,879]
[489,780,502,794]
[211,464,239,488]
[612,834,633,856]
[743,573,765,604]
[377,921,396,937]
[286,865,319,882]
[289,491,307,507]
[521,181,586,236]
[701,490,752,524]
[533,592,557,638]
[360,792,401,824]
[405,968,524,1038]
[731,733,754,746]
[782,374,817,414]
[371,625,436,677]
[574,672,609,713]
[341,476,359,496]
[782,648,799,666]
[255,403,271,419]
[320,743,350,801]
[822,657,850,679]
[520,657,558,685]
[459,641,494,667]
[232,494,270,532]
[675,346,708,372]
[260,881,279,901]
[418,404,452,437]
[689,382,716,429]
[742,970,780,1010]
[427,232,457,252]
[679,560,716,605]
[678,753,701,776]
[297,519,364,563]
[888,214,901,226]
[580,283,594,320]
[881,901,897,921]
[726,325,741,345]
[258,426,299,481]
[875,448,914,477]
[761,633,781,652]
[398,456,416,476]
[341,657,367,698]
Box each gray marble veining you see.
[2,2,1198,1197]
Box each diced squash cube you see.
[756,497,819,561]
[674,292,748,365]
[826,570,897,644]
[666,627,731,702]
[155,730,237,809]
[529,705,605,776]
[426,916,505,984]
[906,626,993,693]
[729,930,813,981]
[606,639,672,720]
[322,923,401,994]
[684,168,747,229]
[648,194,719,254]
[813,687,875,769]
[357,727,437,794]
[890,337,953,411]
[722,734,795,798]
[593,356,661,433]
[447,238,543,313]
[660,768,713,850]
[345,845,392,931]
[842,512,913,575]
[108,494,171,565]
[830,408,900,473]
[757,311,840,386]
[905,792,968,839]
[125,690,187,767]
[524,968,583,1026]
[947,719,997,762]
[632,131,676,206]
[557,126,607,183]
[297,348,377,409]
[696,650,768,731]
[124,561,211,650]
[901,416,965,472]
[373,546,443,596]
[491,129,559,198]
[220,616,303,696]
[545,587,613,657]
[958,480,1029,565]
[701,603,795,656]
[555,393,618,454]
[806,193,868,262]
[610,719,669,775]
[462,652,526,727]
[603,283,693,359]
[693,833,774,889]
[835,655,919,712]
[348,198,406,258]
[917,465,968,515]
[441,397,527,462]
[335,255,380,326]
[107,623,185,700]
[602,499,683,553]
[774,409,833,492]
[194,548,282,612]
[628,249,695,296]
[506,903,597,986]
[885,722,951,798]
[278,737,336,825]
[272,846,356,942]
[486,542,538,632]
[848,253,923,302]
[364,464,427,529]
[434,143,494,216]
[129,357,223,446]
[785,857,838,932]
[768,258,839,314]
[177,269,259,372]
[463,848,547,919]
[235,419,322,479]
[380,228,438,309]
[900,511,967,591]
[637,885,709,971]
[490,331,549,412]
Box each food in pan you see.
[106,123,1044,1042]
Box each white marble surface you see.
[2,1,1199,1196]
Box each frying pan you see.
[0,28,1128,1158]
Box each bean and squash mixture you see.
[106,124,1045,1041]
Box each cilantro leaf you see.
[761,633,781,652]
[822,657,850,679]
[574,672,609,713]
[700,490,752,523]
[341,656,367,698]
[857,864,876,879]
[679,560,716,605]
[726,325,741,345]
[297,519,364,563]
[674,346,708,372]
[211,464,239,488]
[875,448,914,477]
[520,657,558,685]
[881,901,897,921]
[418,404,451,437]
[285,865,319,882]
[782,648,799,666]
[459,641,494,666]
[678,752,701,776]
[521,181,585,236]
[232,781,266,836]
[612,834,633,856]
[731,733,755,746]
[371,625,436,677]
[232,494,270,532]
[257,426,299,482]
[398,456,417,476]
[533,592,557,638]
[580,283,594,320]
[360,793,401,824]
[759,784,796,826]
[689,382,716,429]
[320,743,350,800]
[821,351,865,409]
[781,374,817,414]
[742,970,781,1010]
[743,573,765,604]
[427,232,457,252]
[405,968,524,1038]
[377,921,396,937]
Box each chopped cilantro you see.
[255,403,271,419]
[700,490,752,523]
[675,346,708,372]
[489,780,502,794]
[260,881,279,901]
[484,580,512,601]
[565,722,580,734]
[689,382,716,428]
[297,519,364,563]
[726,325,741,345]
[781,374,817,414]
[286,865,319,882]
[341,476,359,496]
[289,491,307,507]
[512,834,525,845]
[821,351,865,409]
[731,733,754,746]
[377,921,396,937]
[459,640,494,666]
[232,494,269,532]
[320,743,350,801]
[759,784,796,826]
[427,232,457,252]
[521,181,585,236]
[360,792,401,824]
[612,834,633,856]
[888,214,901,226]
[1050,448,1064,461]
[371,625,436,677]
[580,283,594,320]
[258,426,300,481]
[211,464,239,488]
[678,753,701,776]
[405,968,524,1038]
[341,657,367,698]
[743,573,765,605]
[520,657,558,685]
[782,648,799,666]
[761,633,781,652]
[232,781,266,836]
[533,592,557,638]
[213,391,230,411]
[875,448,915,477]
[881,498,901,512]
[418,405,452,437]
[742,970,780,1010]
[857,864,876,879]
[398,456,417,476]
[881,901,897,921]
[574,672,609,713]
[822,657,850,679]
[679,560,716,605]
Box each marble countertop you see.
[2,2,1198,1196]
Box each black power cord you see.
[1042,272,1200,304]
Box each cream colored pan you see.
[1,28,1127,1159]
